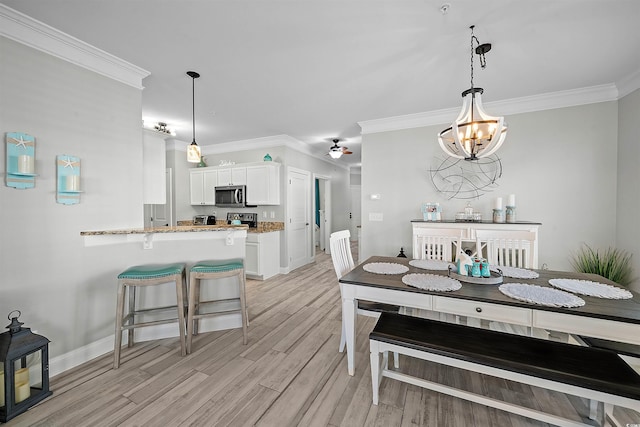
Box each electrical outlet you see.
[263,211,268,218]
[369,212,383,221]
[270,211,275,219]
[225,231,233,245]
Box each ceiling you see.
[2,1,639,167]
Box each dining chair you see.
[329,230,399,366]
[475,230,537,268]
[412,228,463,261]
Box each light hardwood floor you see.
[8,246,640,426]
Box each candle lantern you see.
[0,311,52,423]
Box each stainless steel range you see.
[227,212,258,228]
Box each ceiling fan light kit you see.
[186,70,202,163]
[438,25,508,161]
[328,138,352,160]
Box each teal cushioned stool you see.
[114,263,187,369]
[187,259,248,353]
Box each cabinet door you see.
[246,164,280,205]
[203,170,217,205]
[190,170,205,205]
[217,169,231,186]
[231,167,246,185]
[245,241,260,276]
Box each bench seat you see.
[370,312,640,427]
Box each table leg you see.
[342,294,357,376]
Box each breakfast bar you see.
[79,225,249,343]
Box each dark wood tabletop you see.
[339,256,640,324]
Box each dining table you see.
[339,256,640,376]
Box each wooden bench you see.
[369,312,640,427]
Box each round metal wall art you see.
[429,154,502,199]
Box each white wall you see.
[360,101,620,272]
[616,88,640,291]
[0,37,144,355]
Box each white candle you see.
[507,194,516,207]
[494,197,503,210]
[66,175,80,192]
[15,381,30,403]
[15,367,29,385]
[18,155,34,174]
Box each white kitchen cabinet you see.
[217,167,246,186]
[246,163,280,205]
[245,231,280,280]
[190,169,217,205]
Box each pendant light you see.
[186,71,201,163]
[438,26,507,161]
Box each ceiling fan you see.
[328,139,352,159]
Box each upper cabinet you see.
[190,169,217,205]
[246,164,280,205]
[189,162,280,206]
[217,167,246,186]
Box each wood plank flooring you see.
[7,247,640,426]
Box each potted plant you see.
[570,244,634,286]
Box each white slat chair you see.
[329,230,399,366]
[413,228,463,261]
[475,230,537,269]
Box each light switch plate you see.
[369,212,383,221]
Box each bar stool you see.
[187,259,248,353]
[113,263,187,369]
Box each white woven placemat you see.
[548,278,633,299]
[363,262,409,275]
[499,283,585,307]
[409,259,454,271]
[491,266,539,279]
[402,273,462,292]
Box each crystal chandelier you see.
[438,26,507,160]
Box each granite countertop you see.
[176,220,285,233]
[80,224,248,236]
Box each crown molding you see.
[359,83,621,135]
[168,134,349,171]
[0,4,150,89]
[617,69,640,98]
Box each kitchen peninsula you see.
[79,224,249,342]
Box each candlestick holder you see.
[506,206,516,223]
[493,208,505,223]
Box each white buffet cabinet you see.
[190,162,281,206]
[245,231,281,280]
[411,220,541,268]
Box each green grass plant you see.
[570,244,634,287]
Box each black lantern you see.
[0,310,52,423]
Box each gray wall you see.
[0,37,144,355]
[361,101,621,276]
[616,88,640,291]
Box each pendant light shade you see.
[438,26,507,160]
[186,71,201,163]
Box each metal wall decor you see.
[429,154,502,199]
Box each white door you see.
[287,167,311,271]
[151,168,173,227]
[349,185,361,240]
[323,180,331,254]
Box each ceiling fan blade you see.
[344,151,353,154]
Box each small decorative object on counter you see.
[506,205,516,223]
[263,153,272,161]
[493,208,505,223]
[397,247,407,258]
[481,259,491,277]
[421,203,442,221]
[455,251,473,276]
[456,202,482,222]
[197,156,207,168]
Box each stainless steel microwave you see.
[215,185,254,208]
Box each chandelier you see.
[438,25,507,160]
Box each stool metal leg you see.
[238,270,248,345]
[113,280,126,369]
[175,271,187,356]
[128,284,135,348]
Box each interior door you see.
[287,167,311,271]
[151,168,173,227]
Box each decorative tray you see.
[448,267,503,285]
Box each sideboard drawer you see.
[433,296,532,326]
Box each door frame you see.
[313,174,332,255]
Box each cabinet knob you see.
[475,307,482,313]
